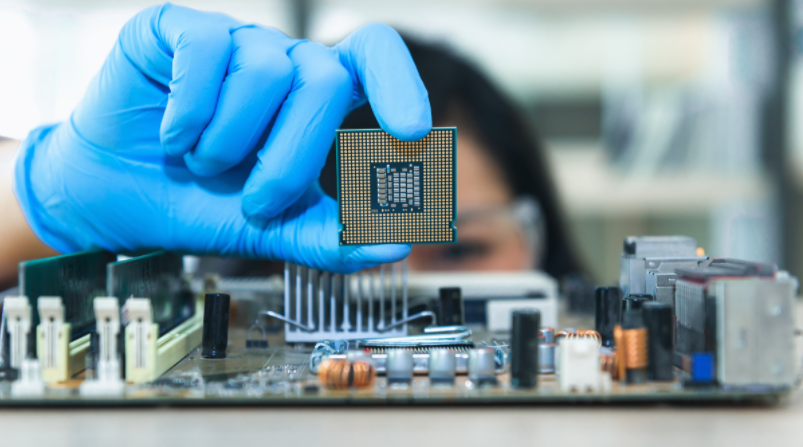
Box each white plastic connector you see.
[80,297,124,397]
[37,297,71,383]
[124,298,158,383]
[558,338,601,393]
[11,358,45,397]
[4,297,32,369]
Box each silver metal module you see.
[716,277,797,388]
[619,235,707,309]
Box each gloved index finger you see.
[334,23,432,142]
[119,4,241,157]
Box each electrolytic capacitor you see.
[595,287,622,347]
[540,327,555,344]
[437,287,464,326]
[386,349,414,384]
[538,343,555,374]
[510,309,540,388]
[642,301,673,381]
[621,308,648,384]
[621,294,653,318]
[428,349,456,384]
[468,348,497,385]
[201,293,230,359]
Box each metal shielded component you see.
[715,277,797,388]
[674,259,798,389]
[619,236,707,307]
[336,128,456,245]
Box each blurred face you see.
[407,128,536,272]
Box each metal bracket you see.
[376,311,436,332]
[259,311,316,332]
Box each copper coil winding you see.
[613,325,626,380]
[600,353,619,379]
[622,327,648,369]
[556,329,602,347]
[317,359,376,389]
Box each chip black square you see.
[336,128,456,246]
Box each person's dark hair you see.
[319,36,585,279]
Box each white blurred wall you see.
[0,0,292,140]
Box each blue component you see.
[691,353,715,382]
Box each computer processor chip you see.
[336,128,456,245]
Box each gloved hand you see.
[13,3,431,273]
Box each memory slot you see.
[107,251,195,336]
[107,252,202,383]
[19,249,117,341]
[9,250,117,382]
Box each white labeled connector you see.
[124,298,158,384]
[11,358,45,397]
[37,297,71,383]
[4,297,32,369]
[558,338,601,393]
[80,297,125,397]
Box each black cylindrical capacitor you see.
[511,309,540,388]
[595,287,622,347]
[621,294,653,319]
[438,287,464,326]
[202,293,230,359]
[643,301,673,381]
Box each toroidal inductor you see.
[317,358,376,389]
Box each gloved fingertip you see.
[241,194,281,222]
[346,244,412,268]
[380,109,433,143]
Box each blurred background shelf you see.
[548,143,770,216]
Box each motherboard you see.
[0,235,799,407]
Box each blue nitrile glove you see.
[13,3,431,273]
